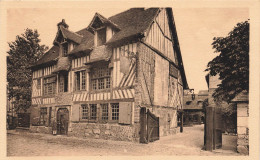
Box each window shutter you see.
[119,102,132,124]
[71,104,80,122]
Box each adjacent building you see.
[183,90,208,125]
[29,8,188,142]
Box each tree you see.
[206,21,249,103]
[7,29,48,112]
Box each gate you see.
[57,108,69,135]
[140,107,159,143]
[147,109,160,142]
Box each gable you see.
[145,8,178,64]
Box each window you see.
[101,104,108,121]
[91,66,111,90]
[90,104,97,120]
[81,71,86,90]
[40,107,47,125]
[74,70,86,91]
[111,103,119,120]
[62,43,68,56]
[81,104,89,120]
[97,28,106,46]
[37,79,41,89]
[59,73,68,93]
[43,77,56,95]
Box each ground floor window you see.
[101,104,109,121]
[90,104,97,120]
[80,103,120,123]
[81,104,89,120]
[111,103,119,120]
[40,107,47,125]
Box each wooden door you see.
[140,107,160,143]
[57,108,69,135]
[204,106,222,151]
[147,109,159,142]
[214,107,222,149]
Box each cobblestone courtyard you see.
[7,125,241,156]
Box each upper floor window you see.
[37,79,41,89]
[74,70,86,91]
[91,66,110,90]
[59,72,68,93]
[97,28,106,46]
[62,43,68,56]
[43,77,56,95]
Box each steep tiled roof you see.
[87,45,112,63]
[69,28,94,54]
[107,8,159,44]
[52,57,71,73]
[33,45,59,66]
[60,27,83,44]
[32,8,159,68]
[88,13,120,32]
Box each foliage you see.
[206,21,249,103]
[7,29,48,112]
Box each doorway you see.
[57,108,69,135]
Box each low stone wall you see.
[236,103,249,155]
[68,123,140,142]
[232,91,249,155]
[30,126,52,134]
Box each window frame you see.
[100,103,109,123]
[74,70,86,91]
[36,78,41,89]
[111,103,119,122]
[81,104,89,120]
[79,103,121,123]
[43,76,56,95]
[90,66,111,91]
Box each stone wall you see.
[30,126,52,134]
[236,102,249,155]
[68,123,140,142]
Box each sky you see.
[6,7,249,93]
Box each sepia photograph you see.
[1,1,259,158]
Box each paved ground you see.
[7,125,241,156]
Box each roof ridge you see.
[108,8,144,20]
[61,26,83,37]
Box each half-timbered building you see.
[30,8,188,142]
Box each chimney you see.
[57,19,69,29]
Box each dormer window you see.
[88,13,120,47]
[97,28,106,46]
[62,43,68,56]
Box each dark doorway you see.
[57,108,69,135]
[17,113,30,128]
